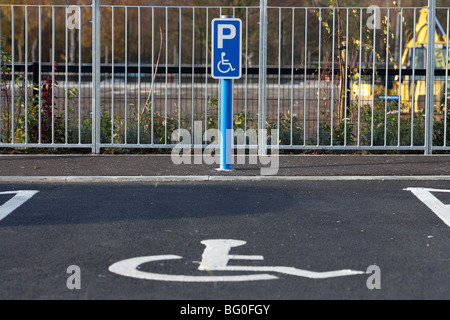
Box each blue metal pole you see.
[220,78,233,170]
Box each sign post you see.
[212,16,242,170]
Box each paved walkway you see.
[0,154,449,178]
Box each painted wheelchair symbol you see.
[217,52,236,74]
[109,239,366,282]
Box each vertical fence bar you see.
[331,8,335,146]
[217,7,220,142]
[191,8,195,145]
[0,8,2,142]
[124,7,128,145]
[65,6,69,144]
[317,8,322,146]
[165,7,169,145]
[11,6,14,144]
[425,0,436,155]
[178,8,181,131]
[357,8,362,147]
[258,0,268,155]
[384,9,390,146]
[277,8,281,136]
[244,7,248,139]
[150,7,154,145]
[38,6,42,144]
[111,7,114,144]
[371,8,376,147]
[290,8,294,146]
[92,0,101,153]
[398,8,403,147]
[25,6,29,145]
[344,8,349,146]
[411,8,416,146]
[444,8,449,147]
[303,8,307,146]
[137,7,141,145]
[204,8,209,138]
[52,6,55,144]
[78,6,82,144]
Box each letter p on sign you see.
[218,24,236,49]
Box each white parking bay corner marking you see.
[405,188,450,228]
[0,190,39,222]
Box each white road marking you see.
[405,188,450,228]
[109,239,366,283]
[0,190,39,223]
[108,255,278,282]
[198,239,364,280]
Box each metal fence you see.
[0,1,448,154]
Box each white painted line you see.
[0,190,39,223]
[0,175,450,183]
[405,188,450,228]
[209,265,366,279]
[109,239,366,283]
[108,255,278,282]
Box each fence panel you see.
[94,4,262,152]
[0,4,95,149]
[0,1,448,154]
[264,4,448,152]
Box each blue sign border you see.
[211,18,242,80]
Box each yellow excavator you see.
[396,8,449,113]
[353,8,450,113]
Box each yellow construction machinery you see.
[352,8,450,113]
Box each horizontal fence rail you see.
[0,1,448,154]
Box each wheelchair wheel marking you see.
[108,255,277,282]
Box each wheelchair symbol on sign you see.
[217,53,236,74]
[109,239,366,282]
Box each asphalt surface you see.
[0,154,449,303]
[0,154,449,177]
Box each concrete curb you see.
[1,175,450,183]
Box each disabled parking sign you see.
[212,17,242,79]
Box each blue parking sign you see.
[212,18,242,79]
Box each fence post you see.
[258,0,268,156]
[92,0,101,154]
[425,0,436,155]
